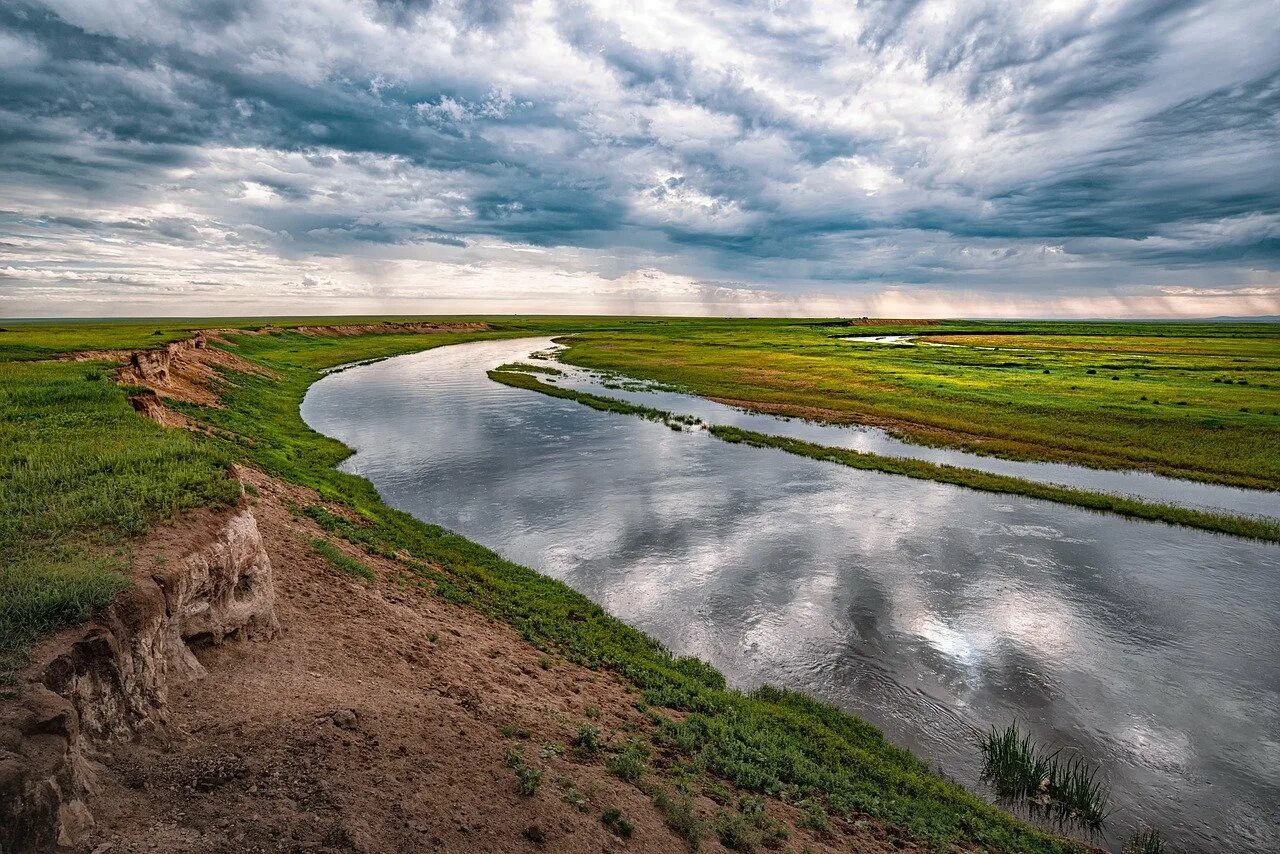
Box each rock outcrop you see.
[0,500,277,852]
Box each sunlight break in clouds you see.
[0,0,1277,317]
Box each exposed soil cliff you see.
[0,495,277,851]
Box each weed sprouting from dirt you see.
[505,746,542,795]
[606,739,649,782]
[309,537,375,581]
[653,789,705,849]
[574,724,601,753]
[602,808,634,838]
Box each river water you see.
[301,337,1280,852]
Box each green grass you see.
[555,320,1280,490]
[978,723,1111,834]
[1125,826,1167,854]
[505,746,543,795]
[488,366,1280,541]
[601,808,634,838]
[0,358,239,677]
[309,537,376,581]
[493,361,564,376]
[488,367,701,428]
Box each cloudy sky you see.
[1,0,1277,318]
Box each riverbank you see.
[1,321,1083,852]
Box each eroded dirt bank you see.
[1,485,278,852]
[9,467,905,853]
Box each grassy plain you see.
[0,318,1089,851]
[556,320,1280,490]
[0,357,240,674]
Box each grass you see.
[1125,826,1167,854]
[488,366,1280,541]
[574,724,602,753]
[493,361,564,376]
[0,358,239,678]
[309,537,376,581]
[488,366,701,427]
[605,739,649,782]
[555,319,1280,490]
[978,723,1111,834]
[653,789,706,849]
[505,746,543,795]
[601,808,634,838]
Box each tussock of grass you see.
[601,807,634,838]
[653,789,706,849]
[1125,825,1167,854]
[978,723,1111,833]
[605,739,649,782]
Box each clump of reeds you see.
[1125,826,1166,854]
[977,722,1111,833]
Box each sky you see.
[1,0,1278,318]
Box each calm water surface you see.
[302,338,1280,853]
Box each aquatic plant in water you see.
[977,723,1111,834]
[1125,825,1166,854]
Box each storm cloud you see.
[0,0,1277,316]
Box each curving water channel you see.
[302,337,1280,853]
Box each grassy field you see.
[555,320,1280,490]
[0,317,1091,851]
[0,357,240,675]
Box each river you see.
[301,337,1280,852]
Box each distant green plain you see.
[554,319,1280,491]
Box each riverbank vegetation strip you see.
[487,368,1280,543]
[1,319,1087,852]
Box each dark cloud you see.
[0,0,1276,315]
